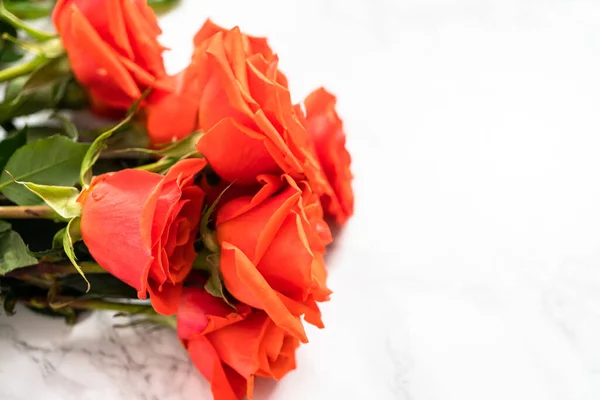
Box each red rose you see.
[145,21,331,197]
[53,0,169,114]
[301,88,354,225]
[145,19,282,145]
[193,19,274,60]
[178,286,299,400]
[216,175,332,342]
[79,159,206,315]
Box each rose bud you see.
[52,0,170,114]
[79,159,206,315]
[301,87,354,225]
[178,286,299,400]
[216,175,333,343]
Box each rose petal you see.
[194,19,274,61]
[177,287,249,339]
[80,169,161,293]
[220,242,307,343]
[207,312,269,378]
[278,293,324,328]
[257,323,298,380]
[187,337,247,400]
[216,175,283,224]
[255,212,313,299]
[107,0,133,59]
[304,87,354,224]
[64,6,141,108]
[198,118,280,184]
[205,33,256,119]
[122,0,166,76]
[217,179,301,263]
[147,280,183,316]
[146,89,199,144]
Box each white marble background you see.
[3,0,600,398]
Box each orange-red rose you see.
[79,159,206,315]
[193,19,274,60]
[178,285,299,400]
[301,88,354,225]
[53,0,170,114]
[146,20,330,194]
[216,174,332,343]
[146,19,281,145]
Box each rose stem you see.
[19,296,177,328]
[0,53,47,82]
[135,157,177,173]
[21,296,153,313]
[6,261,108,279]
[69,299,177,328]
[70,299,156,314]
[99,150,154,160]
[0,205,56,219]
[0,4,55,41]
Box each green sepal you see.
[193,251,235,309]
[199,182,234,252]
[0,220,38,274]
[56,216,90,292]
[14,181,81,220]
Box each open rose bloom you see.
[53,0,172,115]
[0,4,352,400]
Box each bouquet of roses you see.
[0,1,353,399]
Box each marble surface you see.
[3,0,600,398]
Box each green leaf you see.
[0,18,22,63]
[61,216,89,291]
[0,219,10,234]
[15,182,81,220]
[193,252,235,309]
[80,89,149,188]
[0,56,78,123]
[0,228,38,274]
[0,135,89,205]
[0,126,26,172]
